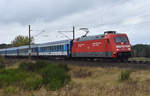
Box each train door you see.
[104,38,112,57]
[67,44,70,57]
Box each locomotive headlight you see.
[116,45,121,48]
[128,48,131,50]
[117,49,119,51]
[125,45,130,47]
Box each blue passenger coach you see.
[38,40,71,57]
[18,46,29,56]
[6,47,18,56]
[0,40,72,58]
[0,49,6,56]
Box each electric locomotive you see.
[71,31,131,59]
[0,31,131,60]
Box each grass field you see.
[0,59,150,96]
[129,57,150,61]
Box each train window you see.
[53,46,54,51]
[56,45,58,51]
[121,37,128,43]
[45,47,48,51]
[114,36,129,43]
[59,45,60,51]
[96,36,99,38]
[55,46,56,51]
[114,37,121,43]
[57,45,60,51]
[60,45,62,51]
[49,46,51,51]
[62,45,64,51]
[51,46,53,51]
[58,45,60,51]
[60,45,62,50]
[47,47,49,51]
[60,45,61,51]
[56,46,58,51]
[54,46,56,51]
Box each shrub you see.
[19,60,48,72]
[0,61,71,91]
[0,55,5,69]
[41,64,71,90]
[0,68,43,90]
[0,55,4,64]
[33,60,49,72]
[119,70,132,81]
[19,61,34,72]
[58,63,70,72]
[23,74,42,90]
[3,86,19,96]
[0,69,27,87]
[0,63,5,69]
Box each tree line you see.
[0,35,34,49]
[132,44,150,57]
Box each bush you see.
[58,63,70,72]
[41,64,71,90]
[23,75,42,90]
[0,69,42,90]
[0,55,4,64]
[119,70,131,81]
[0,69,28,88]
[0,63,5,69]
[3,86,19,96]
[19,61,34,72]
[1,61,71,91]
[0,55,5,69]
[33,60,49,73]
[19,60,48,72]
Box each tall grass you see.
[0,55,5,69]
[0,60,71,91]
[0,68,42,90]
[119,70,132,81]
[41,64,71,90]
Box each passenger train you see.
[0,31,132,60]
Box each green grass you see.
[129,57,150,61]
[1,60,150,96]
[0,60,71,92]
[0,68,42,90]
[119,70,132,81]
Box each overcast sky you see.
[0,0,150,45]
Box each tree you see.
[11,35,34,47]
[0,44,12,49]
[132,44,150,57]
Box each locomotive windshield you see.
[114,36,129,43]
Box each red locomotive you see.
[71,31,131,60]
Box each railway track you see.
[4,57,150,70]
[42,58,150,70]
[128,60,150,64]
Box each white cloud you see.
[122,16,143,25]
[0,0,150,45]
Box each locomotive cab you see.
[104,31,131,59]
[71,31,131,60]
[112,34,131,58]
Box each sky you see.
[0,0,150,45]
